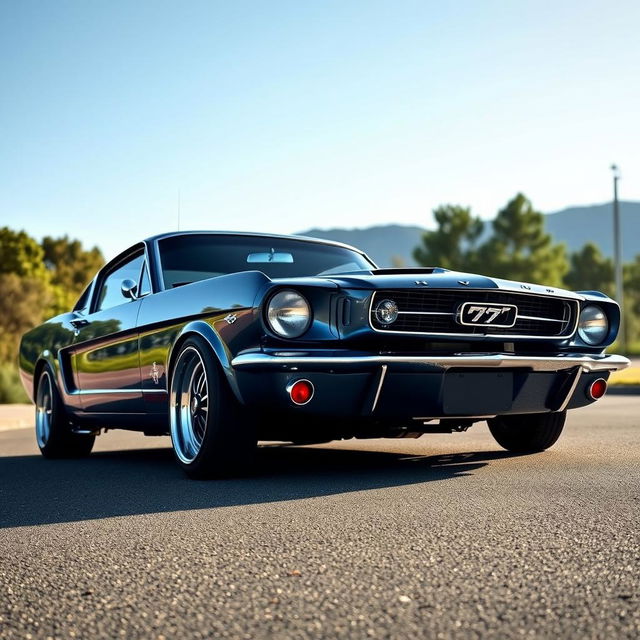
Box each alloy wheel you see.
[170,346,210,463]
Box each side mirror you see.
[121,279,138,300]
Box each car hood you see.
[315,268,585,301]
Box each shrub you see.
[0,363,29,404]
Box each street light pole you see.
[611,164,625,353]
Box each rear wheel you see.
[487,411,566,453]
[35,367,95,458]
[169,336,256,479]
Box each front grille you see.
[370,289,578,338]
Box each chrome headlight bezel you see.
[374,298,399,325]
[266,289,312,339]
[577,304,609,345]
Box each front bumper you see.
[232,352,629,419]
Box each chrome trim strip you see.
[397,311,567,323]
[517,314,565,323]
[371,364,388,413]
[69,388,168,395]
[232,353,630,373]
[153,238,166,292]
[412,415,497,421]
[557,367,584,412]
[397,311,453,316]
[367,291,580,340]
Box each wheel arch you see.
[166,321,244,404]
[32,354,58,400]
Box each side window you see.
[73,283,93,313]
[95,253,144,312]
[138,261,152,297]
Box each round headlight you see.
[266,290,311,338]
[375,299,399,325]
[578,305,609,345]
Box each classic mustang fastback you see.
[20,231,629,477]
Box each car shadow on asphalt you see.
[0,445,522,528]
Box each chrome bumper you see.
[232,352,630,373]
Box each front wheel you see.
[35,367,95,458]
[487,411,566,453]
[169,336,256,479]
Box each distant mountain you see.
[300,201,640,267]
[300,224,425,267]
[545,201,640,261]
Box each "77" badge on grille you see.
[457,302,518,328]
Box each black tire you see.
[487,411,566,453]
[35,367,95,458]
[169,336,256,479]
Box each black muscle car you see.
[19,231,629,478]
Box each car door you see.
[70,248,145,413]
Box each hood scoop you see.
[368,267,450,276]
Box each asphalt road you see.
[1,397,639,639]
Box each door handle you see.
[70,318,89,336]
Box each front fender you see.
[167,320,246,404]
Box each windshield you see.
[157,234,375,288]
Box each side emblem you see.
[224,313,237,324]
[415,280,429,286]
[458,280,470,286]
[150,361,160,385]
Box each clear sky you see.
[1,0,639,259]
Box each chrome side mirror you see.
[121,279,138,300]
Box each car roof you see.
[144,230,366,256]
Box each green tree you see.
[477,194,568,286]
[0,227,49,280]
[413,205,484,271]
[0,273,53,363]
[0,229,56,363]
[564,243,614,295]
[0,228,103,379]
[625,254,640,317]
[42,235,104,311]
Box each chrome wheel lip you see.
[170,346,210,464]
[35,371,53,449]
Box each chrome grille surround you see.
[369,289,580,339]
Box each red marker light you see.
[588,378,607,400]
[288,380,314,405]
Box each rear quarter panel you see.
[19,315,77,403]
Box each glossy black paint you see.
[19,231,624,439]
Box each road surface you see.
[1,397,639,639]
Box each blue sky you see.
[1,0,639,259]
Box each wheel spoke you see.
[36,372,54,448]
[195,370,205,394]
[170,347,212,464]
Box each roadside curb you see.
[0,423,32,433]
[0,404,33,432]
[608,386,640,396]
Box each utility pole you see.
[611,164,625,353]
